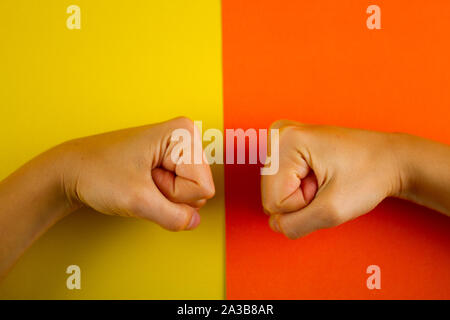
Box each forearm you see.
[0,146,76,279]
[394,133,450,215]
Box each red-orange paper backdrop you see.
[223,0,450,299]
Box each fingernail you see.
[186,211,200,230]
[269,216,281,233]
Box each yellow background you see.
[0,0,224,299]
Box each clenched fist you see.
[262,120,411,239]
[0,116,216,277]
[2,116,450,277]
[59,117,215,231]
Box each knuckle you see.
[193,199,207,209]
[199,183,215,199]
[172,116,194,129]
[269,119,300,131]
[269,119,288,130]
[262,194,289,214]
[261,187,281,214]
[170,209,190,231]
[277,126,303,148]
[262,199,279,215]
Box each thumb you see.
[153,119,215,207]
[269,183,341,239]
[131,181,201,231]
[152,165,214,208]
[261,124,317,214]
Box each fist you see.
[261,120,402,239]
[59,117,215,231]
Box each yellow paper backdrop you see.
[0,0,224,299]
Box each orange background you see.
[223,0,450,299]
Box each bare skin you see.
[1,116,450,278]
[261,120,450,239]
[0,117,215,279]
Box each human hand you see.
[58,117,215,231]
[261,120,405,239]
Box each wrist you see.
[44,142,83,217]
[0,143,79,255]
[0,143,79,275]
[385,132,415,200]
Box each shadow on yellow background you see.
[0,0,224,299]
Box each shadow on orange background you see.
[223,0,450,299]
